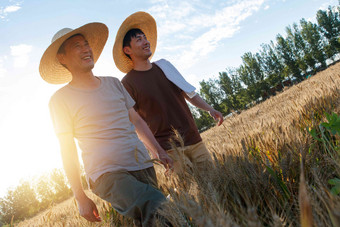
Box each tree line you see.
[191,4,340,132]
[0,168,88,225]
[0,3,339,226]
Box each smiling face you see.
[57,34,94,73]
[123,31,152,62]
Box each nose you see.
[82,44,92,53]
[143,37,150,45]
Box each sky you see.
[0,0,338,197]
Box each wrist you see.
[74,189,87,201]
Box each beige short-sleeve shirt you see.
[49,76,153,182]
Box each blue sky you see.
[0,0,338,197]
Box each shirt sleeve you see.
[49,93,74,136]
[121,77,138,110]
[114,78,135,110]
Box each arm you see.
[128,108,174,171]
[185,93,224,126]
[58,133,101,222]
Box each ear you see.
[123,46,132,55]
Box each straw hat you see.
[39,23,108,84]
[113,11,157,73]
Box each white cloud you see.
[148,0,265,69]
[264,5,270,10]
[0,3,21,19]
[4,5,21,13]
[10,44,33,68]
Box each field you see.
[17,63,339,226]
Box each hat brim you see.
[39,22,108,84]
[113,12,157,73]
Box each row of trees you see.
[0,169,86,224]
[192,5,340,131]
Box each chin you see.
[86,64,95,70]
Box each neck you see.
[132,59,152,71]
[69,71,100,89]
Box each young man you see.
[113,12,224,176]
[39,22,173,226]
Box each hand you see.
[158,150,174,175]
[76,194,102,222]
[209,109,224,126]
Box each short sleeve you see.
[49,93,74,136]
[121,79,138,110]
[113,78,135,110]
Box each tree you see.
[35,173,56,210]
[199,79,225,113]
[286,24,309,74]
[0,181,39,223]
[300,18,327,70]
[317,6,340,55]
[50,169,72,202]
[259,41,285,87]
[238,52,268,101]
[190,105,216,132]
[276,34,303,80]
[218,69,247,111]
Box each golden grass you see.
[16,191,114,227]
[17,63,340,226]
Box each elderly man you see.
[39,22,173,226]
[113,12,224,176]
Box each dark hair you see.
[123,28,144,48]
[57,33,84,55]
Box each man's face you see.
[57,35,94,73]
[124,33,152,61]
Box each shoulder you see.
[153,58,178,72]
[154,58,170,64]
[98,76,122,87]
[153,58,175,67]
[49,85,69,103]
[122,70,134,80]
[98,76,120,83]
[121,71,136,86]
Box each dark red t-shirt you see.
[121,63,201,150]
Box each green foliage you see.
[0,168,74,225]
[328,178,340,195]
[317,6,340,55]
[307,112,340,157]
[259,41,285,85]
[0,181,39,224]
[321,112,340,136]
[300,19,327,70]
[190,104,216,132]
[307,112,340,197]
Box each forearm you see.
[57,134,101,222]
[185,93,224,126]
[59,136,86,200]
[186,94,214,112]
[62,154,86,200]
[133,118,165,158]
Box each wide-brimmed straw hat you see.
[113,11,157,73]
[39,22,108,84]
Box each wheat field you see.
[17,63,339,226]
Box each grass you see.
[16,62,340,226]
